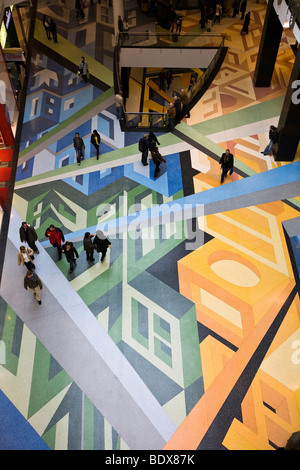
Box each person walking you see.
[45,224,65,260]
[167,102,176,131]
[118,15,123,33]
[139,134,151,166]
[62,241,79,273]
[93,230,111,262]
[90,129,101,159]
[17,246,35,271]
[19,221,39,254]
[151,146,166,178]
[115,91,123,120]
[158,69,165,90]
[42,16,51,39]
[240,11,250,34]
[180,89,190,118]
[83,232,95,261]
[166,69,173,90]
[214,3,222,24]
[49,19,57,43]
[73,132,85,165]
[24,270,43,305]
[78,56,89,82]
[240,0,247,20]
[220,149,234,184]
[173,95,182,124]
[261,125,278,155]
[123,18,129,39]
[169,7,177,32]
[175,13,183,34]
[147,131,160,150]
[206,7,214,31]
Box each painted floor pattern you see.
[0,0,300,450]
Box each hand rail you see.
[114,31,226,130]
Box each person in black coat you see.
[240,11,250,34]
[19,222,39,254]
[62,241,79,273]
[42,16,51,39]
[49,19,57,43]
[83,232,95,261]
[151,146,166,178]
[220,149,234,184]
[147,131,160,150]
[90,130,101,159]
[173,95,182,124]
[93,230,111,262]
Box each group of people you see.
[118,15,130,39]
[73,129,101,164]
[18,221,112,305]
[138,131,166,176]
[167,89,191,131]
[42,15,58,43]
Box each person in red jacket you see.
[45,224,65,260]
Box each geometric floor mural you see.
[0,0,299,450]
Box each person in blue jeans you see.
[220,149,234,184]
[261,125,278,155]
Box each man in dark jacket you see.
[139,134,151,166]
[45,225,65,260]
[19,222,39,254]
[151,146,166,178]
[220,149,234,184]
[62,241,79,273]
[93,230,111,262]
[24,270,43,305]
[73,132,85,165]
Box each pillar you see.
[275,45,300,161]
[253,0,283,87]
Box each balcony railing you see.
[114,31,226,131]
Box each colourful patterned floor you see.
[0,0,299,450]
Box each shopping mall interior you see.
[0,0,299,451]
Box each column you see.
[253,0,283,87]
[275,45,300,161]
